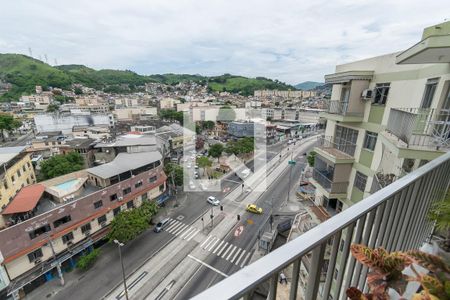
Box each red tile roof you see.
[2,184,46,215]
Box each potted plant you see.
[346,244,450,299]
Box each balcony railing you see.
[324,100,364,117]
[193,151,450,300]
[387,107,450,150]
[317,135,356,157]
[312,169,348,194]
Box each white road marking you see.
[179,227,195,239]
[200,236,213,248]
[172,224,188,235]
[234,249,247,266]
[226,245,237,261]
[187,255,228,278]
[166,221,182,233]
[212,241,224,254]
[240,252,252,268]
[203,236,217,250]
[230,248,242,264]
[217,242,229,257]
[221,244,233,259]
[165,219,179,231]
[185,228,200,241]
[207,238,220,252]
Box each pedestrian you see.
[279,272,287,284]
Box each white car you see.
[287,139,293,145]
[241,169,250,178]
[186,163,192,169]
[207,196,220,206]
[195,165,199,169]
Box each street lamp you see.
[113,240,129,300]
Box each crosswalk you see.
[162,218,253,268]
[163,218,200,242]
[199,235,252,268]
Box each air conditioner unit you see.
[34,259,42,265]
[362,89,373,100]
[118,196,123,201]
[100,221,107,228]
[84,230,91,236]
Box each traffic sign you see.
[288,160,296,165]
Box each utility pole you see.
[171,171,178,207]
[286,155,296,205]
[114,240,129,300]
[210,206,214,228]
[46,232,64,286]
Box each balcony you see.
[382,107,449,159]
[312,169,348,197]
[193,151,450,300]
[314,136,355,164]
[320,100,364,122]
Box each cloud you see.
[0,0,447,84]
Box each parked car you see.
[246,204,263,214]
[207,196,220,206]
[241,169,250,178]
[189,180,196,189]
[154,218,171,233]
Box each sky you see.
[0,0,448,84]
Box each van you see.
[154,218,170,233]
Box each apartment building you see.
[0,150,167,298]
[0,147,36,218]
[305,21,450,299]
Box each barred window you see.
[94,200,103,209]
[373,83,390,105]
[62,232,74,244]
[363,131,378,151]
[354,171,367,192]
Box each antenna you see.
[28,47,33,57]
[44,54,48,64]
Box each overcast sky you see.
[0,0,448,84]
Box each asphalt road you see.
[42,140,290,300]
[173,148,311,299]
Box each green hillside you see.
[0,54,72,100]
[0,53,295,100]
[208,74,295,96]
[294,81,324,90]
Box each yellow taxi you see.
[246,204,263,214]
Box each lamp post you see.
[113,240,129,300]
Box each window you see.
[81,223,91,234]
[149,176,157,183]
[373,83,390,105]
[62,232,74,244]
[159,184,165,192]
[334,269,339,280]
[135,181,143,189]
[17,169,21,177]
[94,200,103,209]
[11,175,15,183]
[363,131,378,151]
[421,78,439,108]
[354,171,368,192]
[23,165,27,172]
[339,239,344,251]
[97,215,107,224]
[53,215,71,228]
[27,162,31,168]
[113,207,121,216]
[3,181,8,190]
[110,193,118,201]
[29,224,51,239]
[334,125,358,156]
[141,193,148,201]
[127,201,134,209]
[27,248,43,263]
[123,187,131,195]
[155,160,161,167]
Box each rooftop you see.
[87,151,162,179]
[1,184,46,215]
[95,134,157,148]
[0,146,27,165]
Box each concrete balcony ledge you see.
[314,146,355,164]
[396,34,450,64]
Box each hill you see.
[0,53,295,100]
[208,74,295,96]
[294,81,324,90]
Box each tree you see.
[429,192,450,251]
[74,87,83,95]
[39,152,84,180]
[209,143,224,162]
[46,103,59,112]
[164,163,183,186]
[196,136,205,150]
[77,248,101,271]
[307,151,317,167]
[196,156,212,175]
[0,114,21,141]
[217,106,236,122]
[107,204,154,243]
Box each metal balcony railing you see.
[325,100,364,117]
[317,135,356,157]
[387,107,450,150]
[312,169,348,194]
[193,151,450,300]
